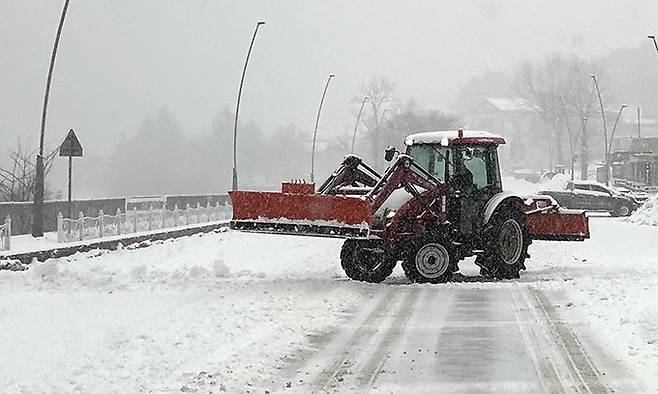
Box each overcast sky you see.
[1,0,657,158]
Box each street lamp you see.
[32,0,71,237]
[310,73,335,183]
[232,21,266,192]
[649,35,658,55]
[557,96,576,180]
[608,104,628,155]
[350,96,368,153]
[590,74,610,185]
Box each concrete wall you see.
[0,194,230,235]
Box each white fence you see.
[0,216,10,251]
[57,202,232,243]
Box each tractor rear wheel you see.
[401,236,454,284]
[476,205,531,280]
[340,239,396,283]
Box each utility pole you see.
[310,73,335,183]
[33,0,71,237]
[232,21,266,192]
[637,107,642,137]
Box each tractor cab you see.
[404,130,506,236]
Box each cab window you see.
[457,146,500,191]
[407,145,453,183]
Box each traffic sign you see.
[59,129,83,157]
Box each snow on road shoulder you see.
[627,193,658,226]
[0,230,361,392]
[524,217,658,390]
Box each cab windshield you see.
[407,144,453,183]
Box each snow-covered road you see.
[1,217,657,392]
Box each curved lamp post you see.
[591,74,610,185]
[557,96,576,180]
[608,104,628,155]
[350,96,368,153]
[232,21,266,191]
[310,73,335,182]
[32,0,71,237]
[649,35,658,55]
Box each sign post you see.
[59,129,83,218]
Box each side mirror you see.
[384,146,397,162]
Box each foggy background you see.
[1,0,658,199]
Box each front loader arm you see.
[317,155,381,195]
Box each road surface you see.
[278,283,637,393]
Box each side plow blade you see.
[527,209,589,241]
[229,190,373,238]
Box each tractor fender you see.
[483,192,525,225]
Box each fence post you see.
[57,212,63,243]
[174,204,179,227]
[5,215,11,250]
[78,211,85,241]
[185,203,191,225]
[162,205,167,229]
[99,209,105,238]
[116,208,122,235]
[132,207,138,233]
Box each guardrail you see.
[57,202,231,243]
[0,216,10,251]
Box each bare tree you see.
[357,77,395,164]
[0,141,56,202]
[513,54,605,171]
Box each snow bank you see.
[627,193,658,226]
[0,230,361,392]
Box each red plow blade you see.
[527,209,589,241]
[229,190,373,238]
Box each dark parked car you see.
[540,180,639,217]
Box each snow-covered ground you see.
[525,217,658,388]
[1,216,657,392]
[0,232,359,392]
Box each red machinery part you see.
[281,182,315,195]
[526,209,589,241]
[229,191,373,226]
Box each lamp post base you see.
[31,155,45,237]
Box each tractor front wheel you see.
[340,239,396,283]
[476,205,531,280]
[401,236,454,284]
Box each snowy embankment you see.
[627,193,658,226]
[525,217,658,388]
[0,231,359,392]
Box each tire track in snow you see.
[310,286,399,392]
[356,287,422,388]
[529,288,608,393]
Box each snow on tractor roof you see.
[404,130,506,146]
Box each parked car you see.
[540,180,639,216]
[614,186,650,204]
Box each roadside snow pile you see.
[627,193,658,226]
[503,173,570,196]
[0,230,362,392]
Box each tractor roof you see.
[404,130,506,146]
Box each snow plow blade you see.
[527,209,589,241]
[229,188,373,238]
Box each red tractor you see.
[229,130,589,283]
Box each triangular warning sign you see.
[59,129,83,157]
